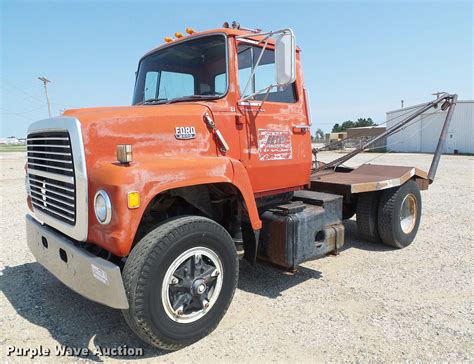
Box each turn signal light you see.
[128,192,140,209]
[174,32,183,38]
[185,27,195,35]
[116,144,132,164]
[164,36,173,43]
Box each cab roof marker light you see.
[164,36,173,43]
[174,32,183,38]
[185,27,195,35]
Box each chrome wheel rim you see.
[162,247,223,324]
[400,194,417,234]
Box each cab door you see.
[236,42,311,194]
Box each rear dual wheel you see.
[356,192,381,242]
[356,180,422,248]
[377,180,422,248]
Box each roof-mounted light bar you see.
[163,27,195,43]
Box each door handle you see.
[293,125,311,133]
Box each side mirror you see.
[275,30,296,85]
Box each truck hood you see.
[63,104,216,166]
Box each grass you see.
[0,145,26,152]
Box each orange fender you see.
[87,156,261,256]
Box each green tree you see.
[332,120,355,132]
[332,117,376,132]
[355,118,376,127]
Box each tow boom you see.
[316,93,458,184]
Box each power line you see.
[1,78,45,104]
[0,112,31,120]
[1,77,79,108]
[0,105,47,115]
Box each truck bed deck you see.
[311,164,429,194]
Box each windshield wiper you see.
[136,98,168,105]
[137,95,218,106]
[166,95,219,104]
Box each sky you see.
[1,0,472,137]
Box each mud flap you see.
[242,221,260,265]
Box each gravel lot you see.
[1,151,472,362]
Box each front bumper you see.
[26,214,129,309]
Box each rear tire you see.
[377,180,422,248]
[356,192,381,242]
[122,216,238,350]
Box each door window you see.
[237,44,297,103]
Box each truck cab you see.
[25,24,440,351]
[130,29,312,194]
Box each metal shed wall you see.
[386,100,473,154]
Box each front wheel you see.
[122,216,238,350]
[377,180,422,248]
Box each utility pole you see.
[401,100,404,108]
[38,77,51,117]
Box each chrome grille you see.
[27,131,76,225]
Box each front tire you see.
[122,216,238,350]
[377,180,422,248]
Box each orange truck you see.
[25,23,456,350]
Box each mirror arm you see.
[237,28,295,103]
[241,36,271,97]
[240,84,275,102]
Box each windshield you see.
[133,35,228,105]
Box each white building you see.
[386,100,473,154]
[0,137,26,145]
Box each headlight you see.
[94,190,112,224]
